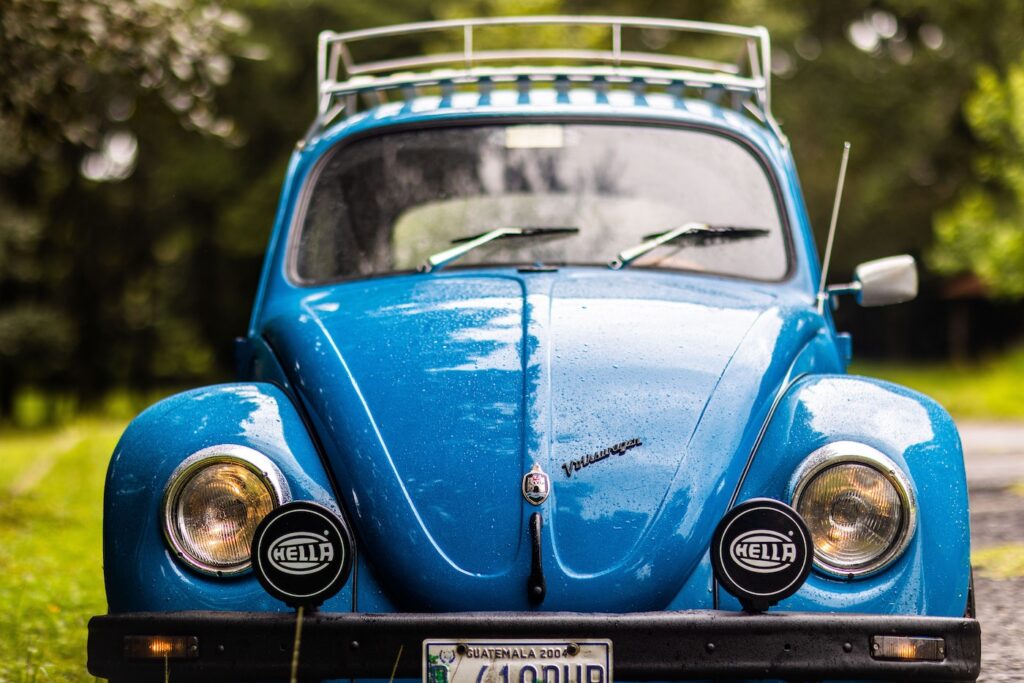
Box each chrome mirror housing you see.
[828,254,918,307]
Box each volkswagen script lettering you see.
[562,438,642,478]
[267,531,335,574]
[729,529,797,573]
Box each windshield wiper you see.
[609,222,770,270]
[419,226,579,273]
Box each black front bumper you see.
[87,610,981,682]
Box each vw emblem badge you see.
[522,464,550,505]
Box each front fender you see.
[102,383,349,613]
[727,374,970,617]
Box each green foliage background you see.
[2,0,1024,421]
[933,58,1024,296]
[0,421,121,682]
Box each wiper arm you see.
[609,222,770,270]
[419,226,578,273]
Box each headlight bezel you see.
[790,441,917,579]
[162,444,291,576]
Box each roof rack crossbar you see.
[346,49,743,78]
[309,16,779,139]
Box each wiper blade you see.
[419,226,578,273]
[609,222,769,270]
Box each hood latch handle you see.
[527,512,546,605]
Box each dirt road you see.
[961,422,1024,682]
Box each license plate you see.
[423,639,612,683]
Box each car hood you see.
[263,270,822,611]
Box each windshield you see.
[292,122,789,282]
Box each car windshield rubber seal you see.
[283,114,798,288]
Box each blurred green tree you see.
[0,0,246,416]
[0,0,431,419]
[932,55,1024,296]
[1,0,244,154]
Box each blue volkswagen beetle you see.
[87,16,980,683]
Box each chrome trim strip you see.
[789,441,918,579]
[161,444,292,577]
[326,15,765,42]
[349,49,743,78]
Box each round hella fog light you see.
[163,445,290,575]
[791,442,916,578]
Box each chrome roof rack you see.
[310,16,781,140]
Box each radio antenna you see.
[817,141,851,313]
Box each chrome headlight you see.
[162,445,290,576]
[790,442,916,578]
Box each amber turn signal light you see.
[124,635,199,660]
[870,635,944,661]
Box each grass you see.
[972,485,1024,579]
[973,544,1024,579]
[0,420,124,683]
[851,347,1024,419]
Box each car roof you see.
[301,88,791,176]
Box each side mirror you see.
[828,254,918,307]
